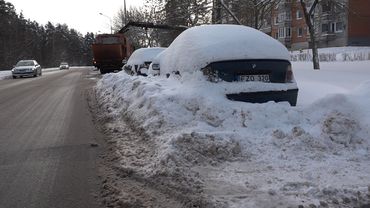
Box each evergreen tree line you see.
[0,0,94,70]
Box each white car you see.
[153,24,299,106]
[59,62,69,70]
[12,60,42,79]
[147,51,165,76]
[123,47,166,76]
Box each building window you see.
[296,10,303,19]
[274,17,279,25]
[322,2,332,13]
[322,23,329,33]
[278,27,285,38]
[330,22,343,33]
[297,27,303,37]
[286,12,291,20]
[278,13,286,22]
[335,22,343,32]
[286,27,291,37]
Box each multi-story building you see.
[212,0,370,50]
[271,0,370,50]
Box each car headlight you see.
[202,66,221,83]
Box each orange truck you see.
[92,34,133,74]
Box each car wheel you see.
[12,76,16,79]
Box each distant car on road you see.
[59,62,69,70]
[154,25,299,106]
[12,60,42,79]
[124,47,166,76]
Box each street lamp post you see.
[99,12,113,34]
[123,0,127,25]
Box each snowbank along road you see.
[95,61,370,208]
[0,67,102,208]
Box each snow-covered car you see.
[12,60,42,79]
[59,62,69,70]
[147,51,164,76]
[123,47,166,76]
[155,24,299,106]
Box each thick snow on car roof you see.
[159,24,290,75]
[127,47,166,66]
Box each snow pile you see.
[158,24,290,76]
[0,71,11,80]
[291,46,370,62]
[96,70,370,207]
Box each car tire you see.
[100,69,108,74]
[12,76,16,79]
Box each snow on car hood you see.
[159,24,290,76]
[127,47,166,66]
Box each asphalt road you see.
[0,68,101,208]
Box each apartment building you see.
[270,0,370,50]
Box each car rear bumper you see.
[226,88,299,106]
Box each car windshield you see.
[16,61,34,66]
[60,62,68,65]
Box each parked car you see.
[154,24,299,106]
[147,51,164,76]
[124,47,166,76]
[59,62,69,70]
[12,60,42,79]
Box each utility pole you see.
[124,0,127,25]
[99,12,113,34]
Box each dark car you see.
[203,60,297,105]
[154,25,298,106]
[12,60,42,79]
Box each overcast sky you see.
[8,0,144,35]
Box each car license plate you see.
[239,74,270,82]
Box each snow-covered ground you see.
[95,60,370,207]
[293,61,370,105]
[0,71,11,80]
